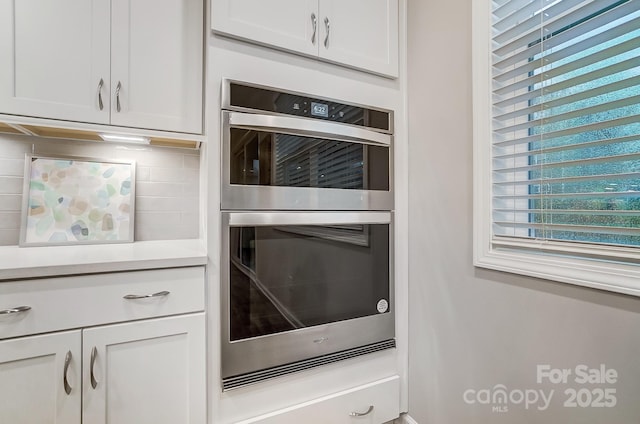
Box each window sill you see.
[475,247,640,297]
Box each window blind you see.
[491,0,640,252]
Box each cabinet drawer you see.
[237,376,400,424]
[0,267,204,340]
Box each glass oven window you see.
[229,129,390,191]
[228,223,390,342]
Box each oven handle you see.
[226,111,391,146]
[225,211,392,227]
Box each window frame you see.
[472,0,640,297]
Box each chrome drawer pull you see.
[90,347,99,389]
[63,351,73,395]
[123,291,170,300]
[0,305,31,315]
[349,405,374,417]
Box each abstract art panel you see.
[20,155,136,246]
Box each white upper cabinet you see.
[0,0,111,124]
[211,0,399,78]
[211,0,318,56]
[110,0,203,133]
[0,0,203,134]
[318,0,398,78]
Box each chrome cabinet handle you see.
[0,305,31,316]
[123,290,170,300]
[97,78,104,111]
[349,405,374,417]
[115,81,122,112]
[324,17,330,48]
[311,13,317,44]
[90,347,98,389]
[63,351,73,395]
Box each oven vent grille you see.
[222,339,396,391]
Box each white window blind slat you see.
[493,114,640,147]
[495,208,640,215]
[494,221,640,236]
[494,134,640,160]
[494,171,640,187]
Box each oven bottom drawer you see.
[236,375,400,424]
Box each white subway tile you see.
[33,139,114,159]
[149,167,186,183]
[0,194,22,211]
[181,196,199,213]
[0,136,33,158]
[136,181,185,197]
[183,180,199,195]
[134,211,182,240]
[135,166,151,182]
[0,177,23,194]
[115,145,184,168]
[0,212,21,229]
[135,196,186,212]
[183,167,199,183]
[0,229,19,246]
[0,158,26,176]
[183,154,200,169]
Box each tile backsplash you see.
[0,134,200,246]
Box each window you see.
[473,0,640,295]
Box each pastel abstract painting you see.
[20,155,136,246]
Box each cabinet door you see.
[110,0,203,134]
[0,331,81,424]
[211,0,319,56]
[0,0,110,123]
[82,313,206,424]
[319,0,398,77]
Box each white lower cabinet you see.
[82,314,206,424]
[0,267,206,424]
[237,375,400,424]
[0,330,82,424]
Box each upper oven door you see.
[221,111,394,210]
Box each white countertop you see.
[0,239,207,280]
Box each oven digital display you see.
[311,102,329,118]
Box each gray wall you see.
[407,1,640,423]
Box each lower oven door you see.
[221,211,394,383]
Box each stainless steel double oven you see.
[220,81,395,389]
